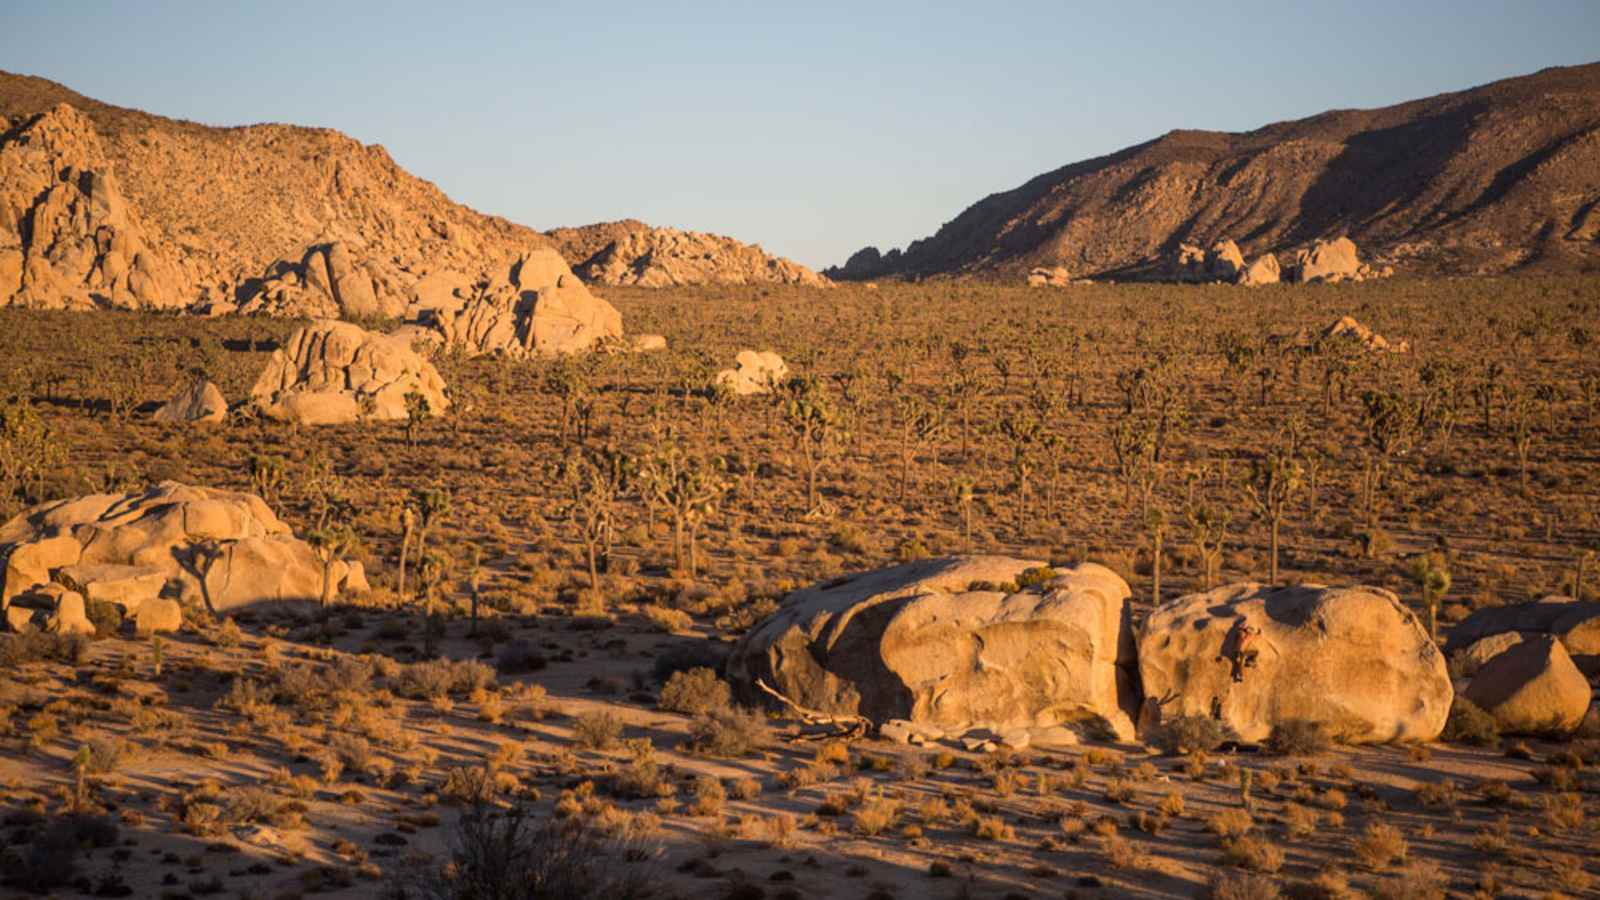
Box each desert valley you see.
[0,23,1598,900]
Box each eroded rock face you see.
[0,482,359,621]
[235,241,410,320]
[250,319,449,425]
[1138,583,1452,744]
[728,556,1142,741]
[0,105,190,311]
[417,249,623,356]
[716,350,789,396]
[1464,636,1592,735]
[154,378,227,424]
[550,221,831,288]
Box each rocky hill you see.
[0,70,548,315]
[829,63,1600,281]
[546,219,830,288]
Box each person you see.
[1227,621,1261,683]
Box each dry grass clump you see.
[685,707,768,757]
[573,710,624,750]
[1352,822,1408,870]
[657,667,731,715]
[394,658,495,700]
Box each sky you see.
[2,2,1597,269]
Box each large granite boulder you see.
[1239,254,1281,286]
[1449,598,1600,678]
[1290,237,1362,283]
[728,556,1142,741]
[1138,583,1452,744]
[716,350,789,396]
[153,378,227,424]
[250,319,449,425]
[1463,636,1592,735]
[0,482,360,621]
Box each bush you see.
[1151,715,1228,755]
[497,639,548,675]
[392,804,652,899]
[1207,871,1281,899]
[396,659,497,699]
[3,815,119,892]
[657,667,731,716]
[1353,823,1408,870]
[573,711,623,750]
[1015,566,1058,590]
[1266,720,1331,756]
[0,632,90,666]
[686,707,769,757]
[84,599,124,638]
[1440,697,1500,747]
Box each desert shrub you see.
[1353,823,1408,870]
[853,796,899,836]
[1207,871,1281,900]
[686,707,768,757]
[688,776,725,817]
[1151,715,1228,755]
[3,814,118,892]
[1372,862,1445,900]
[0,632,90,666]
[657,667,731,716]
[1221,836,1284,873]
[441,766,499,806]
[572,711,623,750]
[396,659,496,699]
[1439,697,1500,747]
[84,599,124,637]
[1266,720,1332,756]
[83,736,132,774]
[392,804,652,899]
[497,639,548,674]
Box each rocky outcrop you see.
[1449,598,1600,677]
[715,350,789,396]
[823,246,903,281]
[0,482,360,621]
[1167,240,1249,283]
[1321,316,1410,352]
[0,72,545,316]
[0,104,191,310]
[1463,636,1591,735]
[1290,237,1360,283]
[550,220,830,288]
[1138,583,1452,744]
[153,378,227,424]
[414,248,623,357]
[729,556,1142,741]
[250,319,449,425]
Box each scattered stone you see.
[249,319,449,425]
[1321,316,1410,352]
[1027,266,1072,287]
[1138,582,1452,744]
[132,596,183,634]
[631,334,668,352]
[716,350,789,396]
[729,556,1141,741]
[43,586,95,636]
[1464,636,1591,735]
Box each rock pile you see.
[549,221,831,288]
[1,482,364,630]
[1462,637,1591,735]
[1287,237,1394,283]
[1026,266,1072,287]
[728,556,1142,741]
[1320,316,1410,352]
[408,248,624,357]
[1449,597,1600,679]
[235,241,410,320]
[250,319,449,425]
[716,350,789,396]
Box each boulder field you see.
[250,319,450,426]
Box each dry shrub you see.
[1152,714,1228,755]
[1221,836,1284,873]
[572,711,623,750]
[1353,823,1408,870]
[1207,871,1281,900]
[686,707,768,757]
[657,667,730,716]
[1267,720,1332,756]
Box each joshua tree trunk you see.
[1268,518,1280,585]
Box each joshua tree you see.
[557,445,633,595]
[0,395,59,510]
[951,474,977,549]
[249,454,286,509]
[308,523,356,609]
[892,394,945,503]
[406,487,451,598]
[1146,505,1168,606]
[1110,415,1160,517]
[397,504,417,599]
[1243,444,1303,585]
[940,370,984,462]
[1407,551,1451,642]
[1357,389,1417,538]
[781,377,847,516]
[404,389,432,447]
[640,439,727,578]
[1507,388,1537,493]
[1184,498,1231,590]
[997,404,1042,532]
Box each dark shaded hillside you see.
[830,63,1600,280]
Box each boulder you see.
[131,596,183,634]
[728,556,1142,741]
[1321,316,1409,353]
[1138,583,1452,744]
[3,533,83,605]
[249,319,449,425]
[236,242,408,321]
[56,563,166,615]
[1027,266,1072,287]
[0,482,357,619]
[1206,240,1245,280]
[1170,243,1209,282]
[1239,254,1281,286]
[1464,637,1591,735]
[1291,237,1362,283]
[44,586,95,636]
[716,350,789,396]
[153,378,227,424]
[631,334,668,352]
[1449,598,1600,678]
[1453,632,1530,678]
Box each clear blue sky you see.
[3,1,1596,268]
